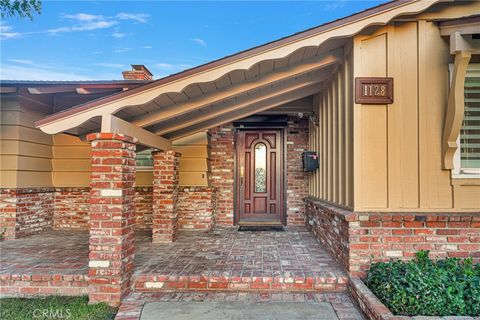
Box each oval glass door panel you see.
[254,143,267,193]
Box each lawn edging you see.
[348,277,479,320]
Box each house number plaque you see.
[355,77,394,104]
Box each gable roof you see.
[34,0,447,137]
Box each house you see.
[1,0,479,309]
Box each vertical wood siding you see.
[352,21,480,212]
[308,46,354,208]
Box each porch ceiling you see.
[42,44,344,141]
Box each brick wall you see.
[0,188,54,240]
[305,198,353,272]
[209,125,235,226]
[152,150,180,243]
[53,188,90,230]
[177,187,216,231]
[286,118,309,225]
[305,197,480,278]
[1,186,218,237]
[209,119,309,227]
[134,187,153,229]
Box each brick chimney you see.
[122,65,153,80]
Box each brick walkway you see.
[115,292,365,320]
[1,227,347,295]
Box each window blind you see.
[461,64,480,170]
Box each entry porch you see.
[0,227,348,297]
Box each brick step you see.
[133,275,348,293]
[0,274,88,297]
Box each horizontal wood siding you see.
[52,134,91,187]
[308,46,354,208]
[353,19,480,212]
[0,96,53,187]
[172,132,210,186]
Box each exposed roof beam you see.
[155,72,328,135]
[132,50,342,128]
[101,114,171,151]
[439,15,480,36]
[449,31,480,55]
[166,83,321,140]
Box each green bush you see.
[365,251,480,316]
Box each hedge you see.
[365,251,480,316]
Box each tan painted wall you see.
[1,94,210,188]
[309,45,354,209]
[51,132,210,187]
[1,95,53,188]
[352,16,480,211]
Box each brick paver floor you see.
[115,292,366,320]
[0,230,89,275]
[0,227,344,277]
[1,227,347,292]
[135,227,346,279]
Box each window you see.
[254,143,267,192]
[136,149,153,170]
[453,63,480,177]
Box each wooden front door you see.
[236,129,284,225]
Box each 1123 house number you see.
[355,77,394,104]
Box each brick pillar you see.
[86,133,137,307]
[152,150,180,243]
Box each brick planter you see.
[348,277,479,320]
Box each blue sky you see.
[1,1,387,81]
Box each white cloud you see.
[192,38,207,46]
[112,32,127,38]
[143,46,152,49]
[64,13,103,21]
[114,47,131,53]
[96,63,126,68]
[0,64,94,81]
[1,12,150,40]
[155,63,173,69]
[116,13,149,24]
[47,20,117,34]
[44,12,117,35]
[8,59,33,65]
[0,25,22,40]
[324,0,346,11]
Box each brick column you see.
[152,150,180,243]
[86,133,137,307]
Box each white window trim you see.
[450,63,480,179]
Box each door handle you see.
[240,166,244,188]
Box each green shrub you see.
[365,251,480,316]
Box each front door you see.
[236,129,284,225]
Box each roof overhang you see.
[33,0,450,148]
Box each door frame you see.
[233,126,287,226]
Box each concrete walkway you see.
[115,292,365,320]
[141,301,339,320]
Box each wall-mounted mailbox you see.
[303,151,319,172]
